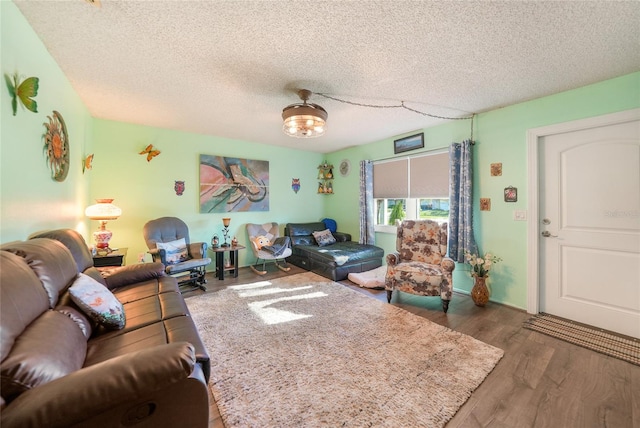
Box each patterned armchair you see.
[385,220,455,313]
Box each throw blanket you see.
[262,236,290,257]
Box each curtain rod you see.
[372,148,449,164]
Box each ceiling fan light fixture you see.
[282,89,328,138]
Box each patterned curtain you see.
[359,160,375,245]
[448,140,477,262]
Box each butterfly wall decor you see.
[139,144,160,162]
[82,154,94,173]
[5,73,39,116]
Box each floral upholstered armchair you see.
[385,220,455,313]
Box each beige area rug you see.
[186,272,504,427]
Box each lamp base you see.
[93,228,113,254]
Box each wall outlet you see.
[513,210,527,221]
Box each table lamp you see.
[85,198,122,254]
[221,217,231,247]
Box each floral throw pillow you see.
[156,238,188,265]
[312,229,337,247]
[69,273,125,330]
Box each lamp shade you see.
[85,199,122,220]
[282,89,327,138]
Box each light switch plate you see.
[513,210,527,221]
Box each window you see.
[373,151,449,231]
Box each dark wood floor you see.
[183,265,639,428]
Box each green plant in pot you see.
[389,201,405,225]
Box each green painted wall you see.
[91,119,324,268]
[1,1,94,243]
[325,71,640,309]
[2,0,638,310]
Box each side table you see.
[209,245,245,280]
[93,248,128,267]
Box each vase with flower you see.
[464,251,502,306]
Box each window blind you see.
[373,152,449,199]
[409,152,449,198]
[373,159,408,198]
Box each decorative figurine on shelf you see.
[211,234,219,248]
[221,217,231,247]
[231,236,238,247]
[318,182,325,193]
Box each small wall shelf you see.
[317,162,334,194]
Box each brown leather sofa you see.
[0,229,210,428]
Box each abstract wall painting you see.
[199,155,269,213]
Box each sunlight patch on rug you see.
[186,272,504,427]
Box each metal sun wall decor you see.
[5,73,39,116]
[43,111,70,182]
[199,155,269,213]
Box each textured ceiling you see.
[13,0,640,153]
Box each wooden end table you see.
[209,245,245,280]
[93,248,128,267]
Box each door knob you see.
[541,231,558,238]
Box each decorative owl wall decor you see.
[174,180,185,196]
[291,178,300,193]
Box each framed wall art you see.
[504,186,517,202]
[394,133,424,154]
[199,155,269,213]
[480,198,491,211]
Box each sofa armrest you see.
[101,262,166,289]
[1,342,205,428]
[333,232,351,242]
[386,252,400,266]
[441,257,455,273]
[187,242,207,259]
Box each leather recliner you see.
[0,229,211,427]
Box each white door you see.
[539,115,640,338]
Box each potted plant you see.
[464,251,502,306]
[389,201,405,225]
